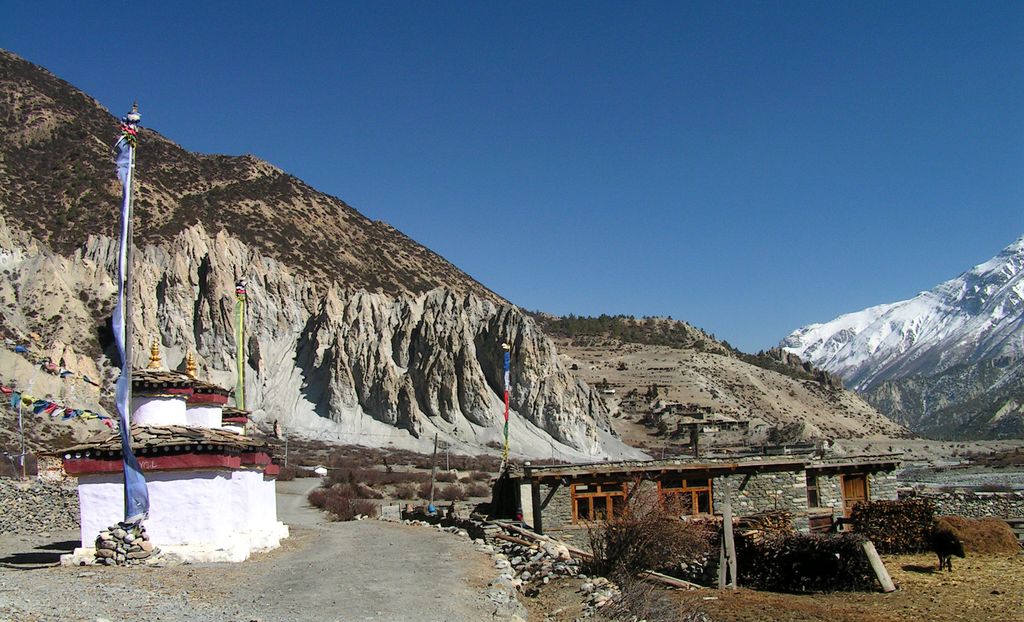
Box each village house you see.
[60,343,287,563]
[518,451,900,535]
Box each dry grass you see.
[665,552,1024,622]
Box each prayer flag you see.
[112,104,149,524]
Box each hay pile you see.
[936,516,1020,554]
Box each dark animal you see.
[930,522,965,572]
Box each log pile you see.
[736,532,876,592]
[851,499,935,554]
[736,509,795,544]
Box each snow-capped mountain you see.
[782,236,1024,438]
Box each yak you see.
[930,521,965,572]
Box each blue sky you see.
[3,1,1022,351]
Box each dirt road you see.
[0,478,509,622]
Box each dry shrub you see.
[464,482,490,498]
[469,470,492,482]
[603,574,709,622]
[309,483,380,520]
[586,488,717,581]
[307,487,327,509]
[276,466,295,481]
[436,483,466,501]
[435,471,458,483]
[324,493,378,521]
[936,516,1020,554]
[393,483,418,500]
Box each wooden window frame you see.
[806,472,820,508]
[657,476,713,515]
[570,481,628,524]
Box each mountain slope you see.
[532,315,909,445]
[783,236,1024,439]
[0,49,494,298]
[0,49,644,459]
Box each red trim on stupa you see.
[241,452,272,466]
[63,453,242,475]
[187,393,230,406]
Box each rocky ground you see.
[0,479,521,622]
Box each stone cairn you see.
[94,522,157,565]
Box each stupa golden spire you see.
[185,351,198,379]
[146,337,163,370]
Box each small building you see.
[519,453,900,535]
[61,345,287,563]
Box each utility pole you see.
[428,433,439,510]
[445,442,449,472]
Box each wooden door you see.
[841,474,868,517]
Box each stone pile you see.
[94,522,157,565]
[0,479,79,534]
[578,576,621,613]
[493,537,581,593]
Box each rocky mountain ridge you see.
[783,236,1024,439]
[0,49,638,459]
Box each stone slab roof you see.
[61,425,267,458]
[189,378,232,397]
[523,453,901,482]
[132,370,192,390]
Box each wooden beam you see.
[539,481,561,511]
[531,478,543,535]
[862,540,896,593]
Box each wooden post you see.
[719,481,737,589]
[528,466,543,535]
[428,433,438,509]
[862,540,896,593]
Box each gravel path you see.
[0,479,513,622]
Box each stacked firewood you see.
[736,532,876,592]
[735,509,795,546]
[850,499,935,554]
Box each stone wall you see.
[713,471,804,516]
[0,478,79,534]
[815,474,844,513]
[869,472,899,502]
[542,483,574,531]
[900,489,1024,519]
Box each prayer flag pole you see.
[501,342,511,464]
[235,280,247,409]
[113,103,149,524]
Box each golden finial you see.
[146,337,163,370]
[185,351,198,379]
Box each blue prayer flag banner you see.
[113,105,149,524]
